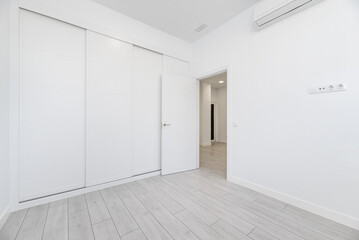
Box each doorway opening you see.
[199,71,227,178]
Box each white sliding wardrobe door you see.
[133,46,163,175]
[163,55,190,76]
[86,31,133,186]
[20,10,86,201]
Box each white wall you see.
[194,0,359,229]
[0,0,10,222]
[211,87,217,102]
[211,87,218,141]
[200,82,212,146]
[211,87,227,143]
[216,87,227,143]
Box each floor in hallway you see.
[200,142,227,178]
[1,154,358,240]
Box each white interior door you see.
[20,10,86,201]
[86,31,133,187]
[161,74,198,175]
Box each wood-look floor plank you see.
[186,169,212,178]
[285,205,359,239]
[249,228,280,240]
[162,174,203,192]
[16,204,48,240]
[0,209,28,240]
[174,210,225,240]
[150,176,177,187]
[137,179,184,214]
[69,210,94,240]
[122,229,147,240]
[114,185,173,240]
[49,198,68,208]
[170,184,255,235]
[253,196,287,210]
[211,219,252,240]
[179,174,227,196]
[223,193,329,240]
[184,172,257,203]
[69,195,87,214]
[254,199,357,240]
[92,219,120,240]
[126,182,146,195]
[42,204,68,240]
[136,192,199,240]
[149,178,219,226]
[196,190,304,240]
[85,191,111,224]
[100,187,138,236]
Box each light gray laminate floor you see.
[1,143,358,240]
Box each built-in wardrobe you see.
[19,9,189,202]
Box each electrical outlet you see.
[308,83,347,94]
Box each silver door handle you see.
[163,123,171,126]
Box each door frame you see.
[196,66,231,180]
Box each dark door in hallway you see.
[211,104,214,140]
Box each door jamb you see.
[196,66,230,180]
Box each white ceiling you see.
[202,72,227,88]
[91,0,259,42]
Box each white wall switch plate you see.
[308,83,347,94]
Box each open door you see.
[161,74,198,175]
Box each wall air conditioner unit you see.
[253,0,324,30]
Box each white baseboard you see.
[11,171,160,212]
[228,176,359,231]
[0,204,11,231]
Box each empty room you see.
[0,0,358,240]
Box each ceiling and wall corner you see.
[91,0,259,42]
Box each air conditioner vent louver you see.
[253,0,323,30]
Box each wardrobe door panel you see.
[133,47,163,175]
[163,55,190,76]
[86,31,133,186]
[20,10,86,201]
